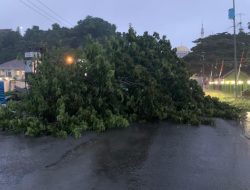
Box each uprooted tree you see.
[0,27,241,138]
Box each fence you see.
[208,80,250,96]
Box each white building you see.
[0,59,26,92]
[176,46,190,58]
[0,59,25,80]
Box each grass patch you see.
[205,89,250,112]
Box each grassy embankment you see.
[205,89,250,112]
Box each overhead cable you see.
[26,0,63,24]
[35,0,73,26]
[19,0,56,23]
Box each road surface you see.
[1,119,250,190]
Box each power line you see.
[19,0,56,23]
[35,0,73,26]
[26,0,63,24]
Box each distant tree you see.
[0,16,118,63]
[0,30,22,63]
[184,32,250,75]
[73,16,117,47]
[52,23,61,31]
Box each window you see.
[6,70,12,77]
[0,70,4,76]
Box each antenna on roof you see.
[238,13,245,33]
[201,22,205,38]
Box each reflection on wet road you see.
[0,119,250,190]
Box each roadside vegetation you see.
[205,89,250,112]
[0,17,242,138]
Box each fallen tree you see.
[0,27,242,138]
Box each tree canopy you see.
[0,25,240,137]
[0,16,117,63]
[185,32,250,76]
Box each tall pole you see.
[202,52,205,90]
[233,0,238,98]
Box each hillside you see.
[0,16,116,63]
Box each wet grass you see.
[205,89,250,112]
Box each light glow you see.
[237,81,243,85]
[230,81,235,85]
[65,56,74,65]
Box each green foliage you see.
[185,32,250,75]
[0,30,23,62]
[0,24,242,138]
[0,16,116,63]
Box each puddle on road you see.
[93,124,159,185]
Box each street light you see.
[65,55,75,65]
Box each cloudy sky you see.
[1,0,250,48]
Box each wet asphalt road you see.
[1,119,250,190]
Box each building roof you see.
[0,29,11,33]
[0,60,25,70]
[223,70,250,81]
[176,46,190,58]
[176,46,190,52]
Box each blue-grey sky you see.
[1,0,250,48]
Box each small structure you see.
[176,46,190,58]
[223,70,249,83]
[0,81,6,104]
[24,51,41,73]
[190,74,203,87]
[0,59,25,80]
[0,59,26,92]
[209,70,250,95]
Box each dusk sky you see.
[1,0,250,48]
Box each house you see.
[209,70,250,94]
[0,59,26,92]
[0,59,25,81]
[223,70,249,83]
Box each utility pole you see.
[201,52,205,90]
[233,0,238,98]
[200,23,205,89]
